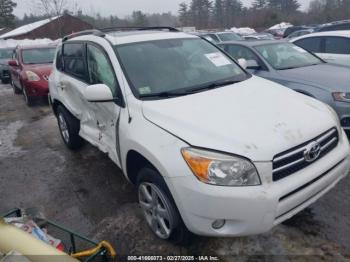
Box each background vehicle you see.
[219,40,350,133]
[283,26,314,38]
[0,48,14,84]
[201,31,243,43]
[316,20,350,32]
[243,33,275,40]
[286,29,314,39]
[8,44,56,106]
[49,28,349,243]
[291,31,350,66]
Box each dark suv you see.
[0,48,14,84]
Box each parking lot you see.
[1,81,350,261]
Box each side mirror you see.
[246,59,261,70]
[237,58,247,69]
[8,59,18,67]
[84,84,113,102]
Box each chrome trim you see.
[273,157,304,173]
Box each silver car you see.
[219,40,350,134]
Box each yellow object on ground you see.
[71,240,116,259]
[0,220,78,262]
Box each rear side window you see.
[324,37,350,54]
[294,37,322,53]
[62,43,87,81]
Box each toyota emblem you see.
[304,141,321,162]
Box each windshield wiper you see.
[187,79,241,93]
[139,90,191,99]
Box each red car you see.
[8,44,56,106]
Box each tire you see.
[11,79,21,94]
[56,105,84,150]
[137,167,192,245]
[22,86,34,106]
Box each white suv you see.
[49,27,350,243]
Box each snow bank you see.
[0,38,59,48]
[269,22,293,30]
[230,27,256,35]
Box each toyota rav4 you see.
[49,27,350,243]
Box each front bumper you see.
[334,101,350,131]
[167,130,350,237]
[23,80,49,97]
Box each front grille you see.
[272,128,339,181]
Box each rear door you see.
[54,42,102,148]
[322,36,350,66]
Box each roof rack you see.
[62,29,105,42]
[99,26,179,33]
[62,27,180,42]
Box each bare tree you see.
[31,0,69,17]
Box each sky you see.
[14,0,312,18]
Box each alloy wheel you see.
[58,114,70,143]
[138,182,174,239]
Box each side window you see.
[56,47,63,71]
[62,43,87,81]
[324,37,350,54]
[208,34,220,42]
[226,45,259,61]
[294,37,322,53]
[87,44,119,97]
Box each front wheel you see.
[22,86,34,106]
[137,167,192,245]
[56,105,83,150]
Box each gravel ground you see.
[0,83,350,262]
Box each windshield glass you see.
[115,38,247,98]
[0,49,13,59]
[22,48,56,64]
[255,43,322,70]
[218,33,242,41]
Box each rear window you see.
[22,48,56,64]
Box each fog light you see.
[212,219,225,229]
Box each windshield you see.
[218,33,242,41]
[115,38,247,99]
[255,43,322,70]
[0,49,13,59]
[22,48,56,64]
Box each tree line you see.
[1,0,350,31]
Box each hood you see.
[142,76,337,161]
[277,63,350,92]
[23,64,52,77]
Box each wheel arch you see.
[126,149,165,185]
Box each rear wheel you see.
[11,79,21,94]
[56,105,83,150]
[137,167,192,245]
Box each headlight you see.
[26,71,40,81]
[332,92,350,103]
[181,147,260,186]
